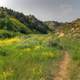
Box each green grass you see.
[0,34,80,80]
[10,18,32,33]
[0,16,32,36]
[59,36,80,80]
[0,34,62,80]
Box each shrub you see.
[0,30,16,38]
[0,47,7,56]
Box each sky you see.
[0,0,80,22]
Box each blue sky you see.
[0,0,80,22]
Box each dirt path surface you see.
[54,51,71,80]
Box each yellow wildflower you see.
[34,45,42,50]
[42,52,54,59]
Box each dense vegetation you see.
[0,7,80,80]
[0,7,48,36]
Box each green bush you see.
[0,30,13,38]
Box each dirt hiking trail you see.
[54,51,71,80]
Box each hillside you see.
[0,7,48,36]
[45,19,80,38]
[0,7,80,38]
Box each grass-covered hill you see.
[0,7,80,38]
[0,7,48,38]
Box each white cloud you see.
[0,0,8,7]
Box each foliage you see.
[0,7,48,34]
[0,34,62,80]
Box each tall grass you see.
[0,34,62,80]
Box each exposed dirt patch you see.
[54,51,71,80]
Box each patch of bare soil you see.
[54,51,71,80]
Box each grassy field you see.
[0,34,80,80]
[0,34,63,80]
[60,36,80,80]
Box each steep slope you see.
[26,15,49,33]
[44,21,62,32]
[0,11,32,38]
[59,19,80,39]
[45,19,80,39]
[0,16,31,33]
[0,7,48,34]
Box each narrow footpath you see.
[54,51,71,80]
